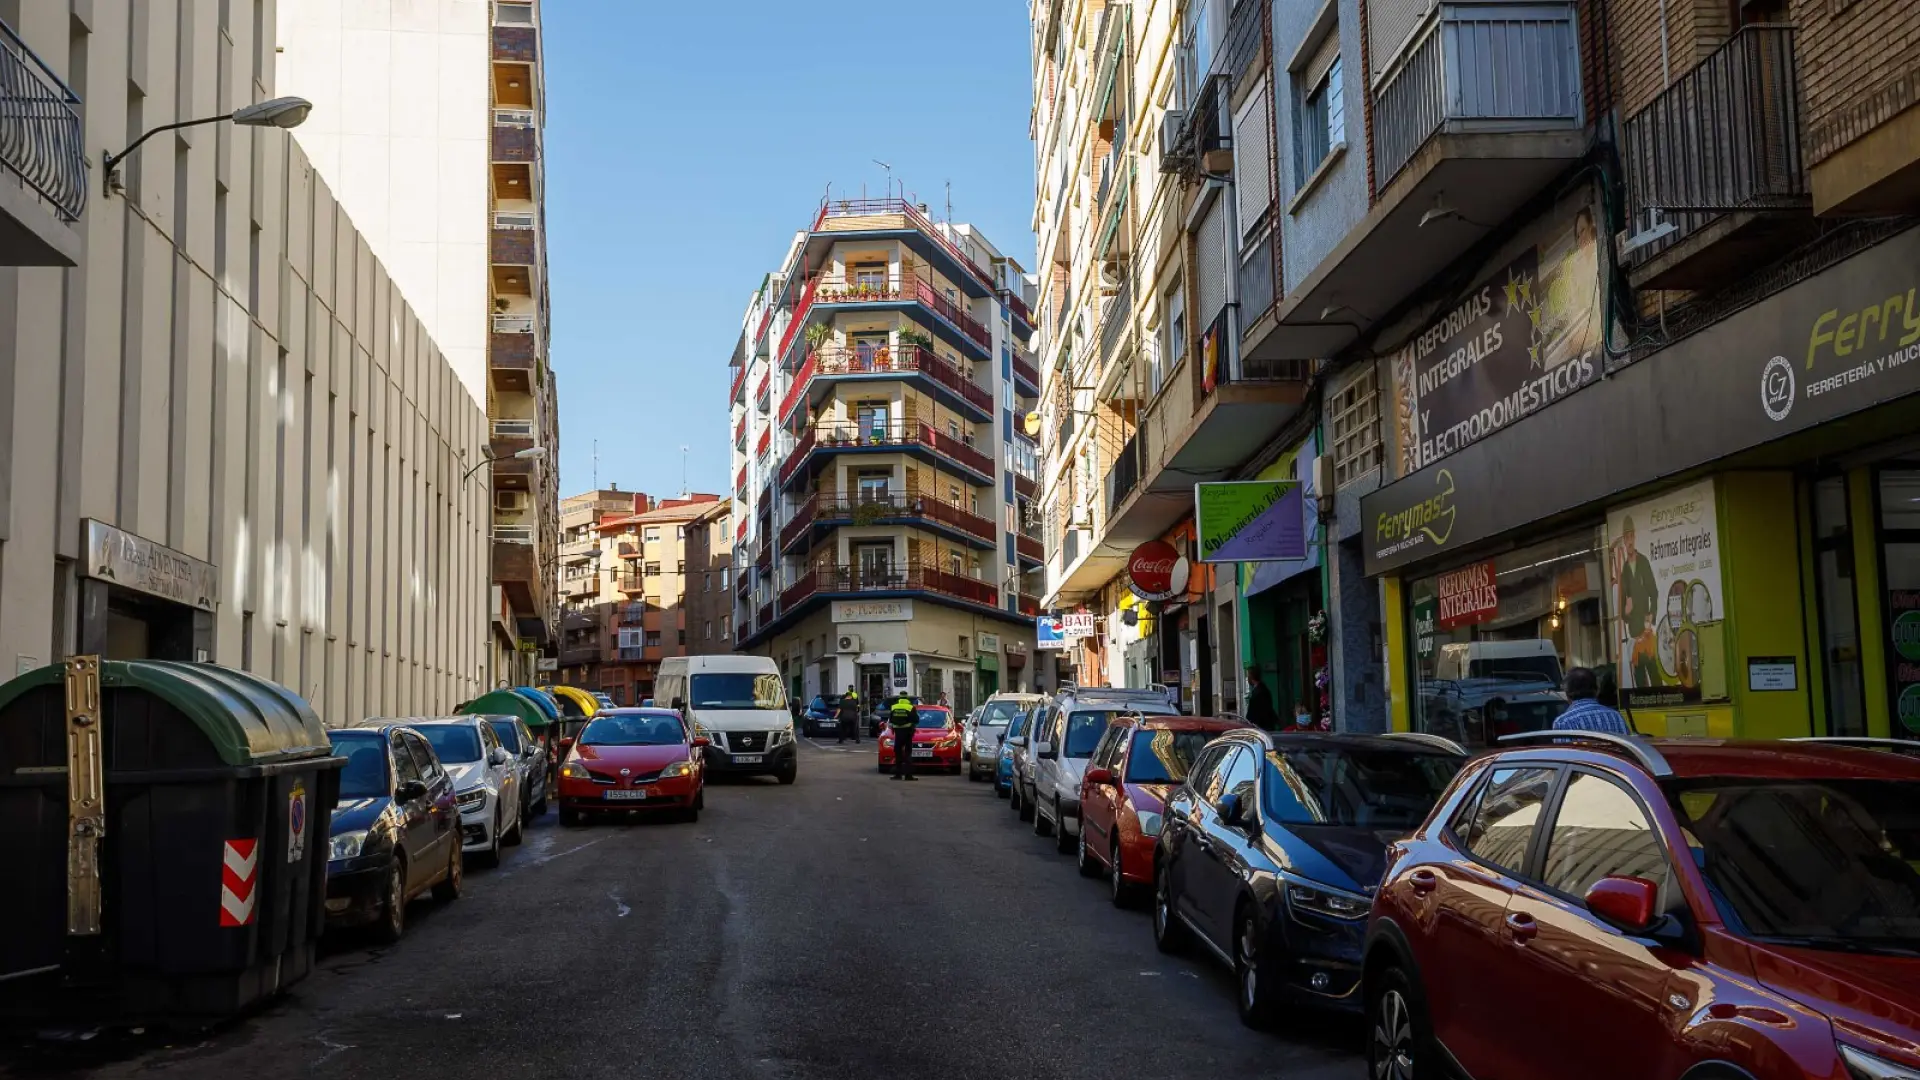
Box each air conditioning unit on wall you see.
[496,490,529,512]
[837,634,861,653]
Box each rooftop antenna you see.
[945,179,952,224]
[680,445,690,499]
[873,158,894,201]
[592,438,599,490]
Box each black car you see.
[1151,730,1465,1026]
[325,725,465,942]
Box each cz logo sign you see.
[220,838,259,927]
[1761,356,1795,422]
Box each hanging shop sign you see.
[1363,227,1920,576]
[978,633,1002,654]
[1889,591,1920,732]
[1036,617,1067,651]
[1386,201,1604,478]
[1126,540,1191,600]
[1194,482,1305,563]
[1061,612,1097,639]
[1606,480,1724,709]
[1435,561,1499,630]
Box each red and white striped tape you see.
[220,838,259,927]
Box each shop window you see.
[1878,468,1920,734]
[1406,527,1609,747]
[1814,476,1866,737]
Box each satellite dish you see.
[1022,411,1042,437]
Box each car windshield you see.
[330,734,388,799]
[581,714,686,747]
[1668,778,1920,953]
[1126,730,1217,784]
[1261,748,1462,828]
[417,724,482,764]
[916,708,950,728]
[691,672,786,710]
[486,720,522,752]
[1008,709,1031,738]
[1466,657,1563,684]
[1065,710,1120,758]
[979,701,1024,727]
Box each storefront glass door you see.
[1813,476,1867,736]
[1878,469,1920,735]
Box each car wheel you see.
[1367,964,1434,1080]
[1018,784,1036,822]
[996,779,1010,799]
[477,814,503,867]
[532,785,548,817]
[683,806,701,824]
[878,758,890,774]
[694,787,705,810]
[967,767,981,782]
[1009,781,1022,814]
[1235,905,1281,1030]
[374,858,406,944]
[432,838,463,903]
[1109,840,1134,908]
[559,808,581,828]
[1054,799,1075,854]
[1153,852,1187,954]
[504,805,525,846]
[1076,825,1101,878]
[1032,794,1054,837]
[777,761,797,785]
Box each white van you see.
[655,655,797,784]
[1434,640,1564,686]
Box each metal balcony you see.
[778,419,995,490]
[1619,25,1808,288]
[0,20,84,265]
[780,344,993,425]
[780,491,1000,554]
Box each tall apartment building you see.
[555,486,650,686]
[730,197,1044,711]
[277,0,560,687]
[0,1,490,718]
[591,495,726,705]
[685,503,736,656]
[1030,0,1308,714]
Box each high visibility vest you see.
[889,698,916,725]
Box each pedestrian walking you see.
[1552,667,1634,734]
[1244,665,1280,731]
[888,693,919,781]
[836,686,862,744]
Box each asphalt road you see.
[4,741,1364,1080]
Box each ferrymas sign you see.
[1387,201,1604,477]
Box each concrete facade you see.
[0,0,490,721]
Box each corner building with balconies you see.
[729,198,1045,711]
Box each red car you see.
[1365,731,1920,1080]
[877,706,962,773]
[556,708,706,825]
[1076,716,1249,906]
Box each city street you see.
[5,742,1362,1080]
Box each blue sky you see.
[542,2,1038,501]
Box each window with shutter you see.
[1233,81,1274,235]
[1193,201,1229,329]
[1368,0,1433,84]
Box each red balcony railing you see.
[733,414,747,447]
[735,462,748,493]
[1017,533,1043,562]
[799,345,991,415]
[758,600,775,629]
[778,351,817,424]
[736,515,749,542]
[778,425,818,486]
[1005,289,1033,328]
[1013,472,1036,501]
[811,197,997,294]
[779,420,994,484]
[754,304,776,348]
[753,370,769,403]
[775,274,821,362]
[730,365,746,403]
[781,563,1000,609]
[921,422,994,477]
[782,491,997,551]
[755,427,771,459]
[1012,353,1040,389]
[1018,593,1042,617]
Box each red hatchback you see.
[878,706,961,773]
[1364,732,1920,1080]
[556,708,707,825]
[1076,716,1249,906]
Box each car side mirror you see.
[671,698,686,710]
[693,735,711,748]
[1218,792,1244,827]
[397,779,428,801]
[490,747,511,767]
[1035,740,1056,759]
[1084,766,1114,786]
[1585,876,1659,933]
[1008,735,1028,748]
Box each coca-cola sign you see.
[1128,540,1189,602]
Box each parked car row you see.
[953,688,1920,1080]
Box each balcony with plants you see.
[779,333,993,427]
[805,196,999,299]
[775,257,993,368]
[779,484,1000,555]
[777,414,996,491]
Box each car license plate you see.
[912,748,935,758]
[604,790,647,801]
[733,754,763,764]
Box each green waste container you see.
[0,657,343,1026]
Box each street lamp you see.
[465,444,546,483]
[103,96,313,196]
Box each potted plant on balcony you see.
[804,322,832,352]
[898,328,934,354]
[852,501,887,527]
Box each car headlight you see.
[329,830,369,861]
[1286,882,1371,921]
[455,787,487,810]
[1137,810,1163,837]
[660,760,693,779]
[560,762,593,781]
[1843,1046,1920,1080]
[937,737,959,749]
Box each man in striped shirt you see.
[1552,667,1633,734]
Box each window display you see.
[1408,527,1610,746]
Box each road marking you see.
[803,737,871,754]
[610,889,630,918]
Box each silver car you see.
[964,693,1044,782]
[1025,687,1181,852]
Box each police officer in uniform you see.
[888,694,919,781]
[836,686,862,744]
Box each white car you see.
[1028,688,1172,854]
[965,693,1045,782]
[407,717,523,866]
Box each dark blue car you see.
[1151,730,1464,1026]
[325,725,465,942]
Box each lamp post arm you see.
[103,113,234,192]
[462,453,498,483]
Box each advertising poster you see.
[1606,480,1723,708]
[1389,201,1604,477]
[1889,591,1920,732]
[1195,481,1305,562]
[1436,561,1499,630]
